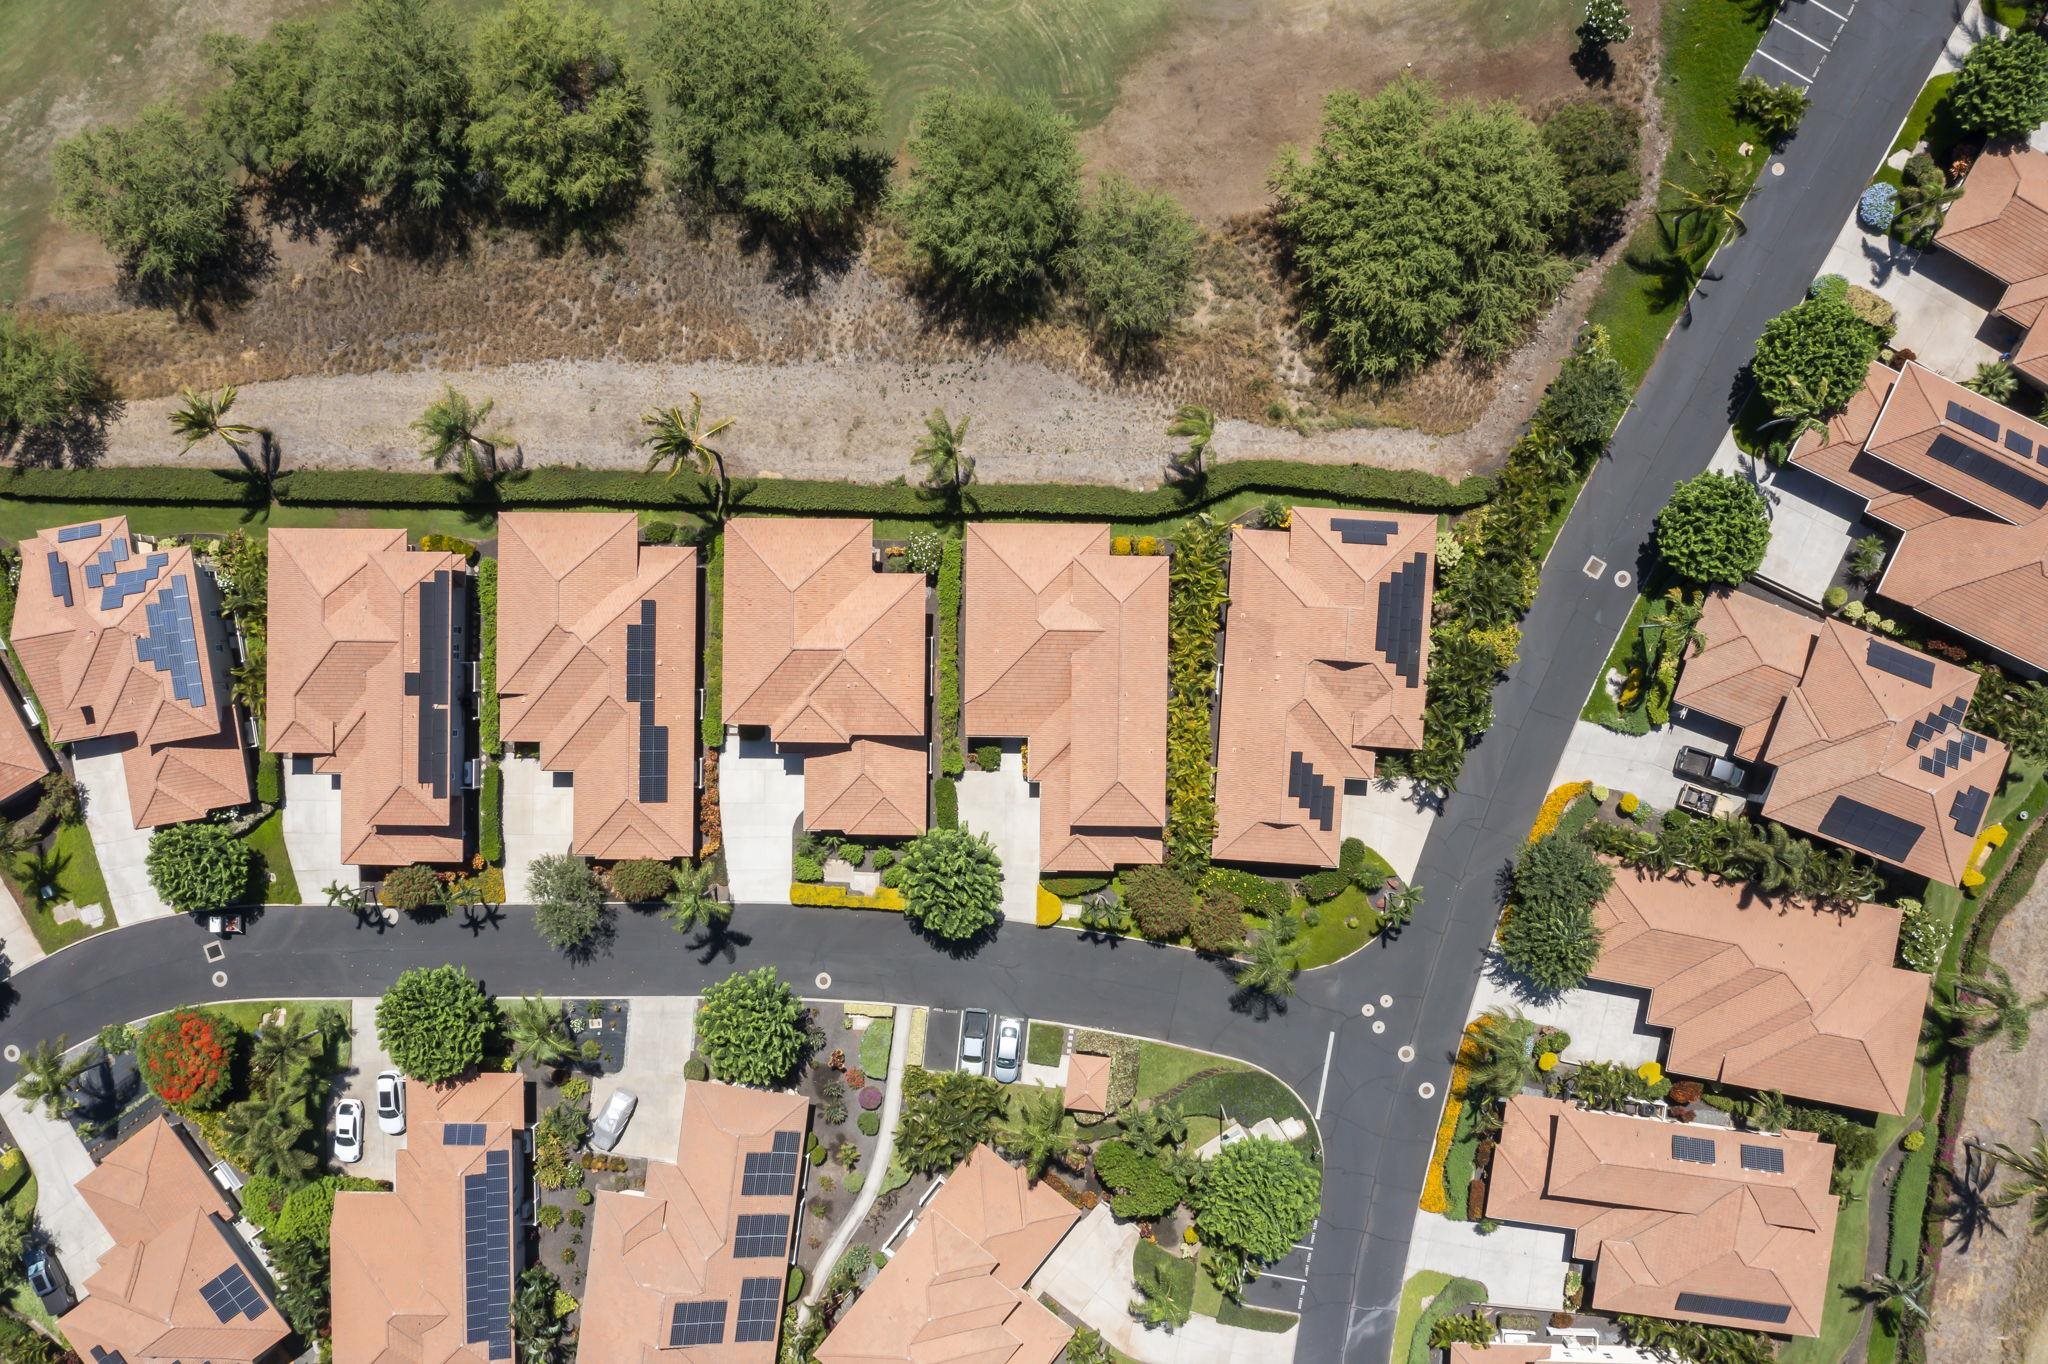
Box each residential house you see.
[1212,509,1436,866]
[1487,1096,1839,1336]
[963,524,1166,872]
[9,518,250,826]
[1447,1343,1662,1362]
[815,1145,1077,1364]
[578,1081,810,1360]
[722,518,927,837]
[330,1073,528,1363]
[497,513,698,860]
[1590,866,1931,1113]
[1934,144,2048,387]
[266,529,472,867]
[0,665,50,810]
[1671,590,2008,884]
[60,1115,292,1363]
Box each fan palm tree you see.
[1165,404,1214,482]
[641,396,736,519]
[1130,1258,1192,1330]
[1895,175,1964,247]
[912,408,973,492]
[169,386,256,457]
[666,861,731,936]
[250,1019,321,1090]
[1234,928,1298,1000]
[1121,1101,1189,1151]
[1380,882,1424,932]
[1991,1123,2048,1233]
[413,385,509,486]
[994,1089,1077,1181]
[502,994,574,1069]
[1848,1270,1930,1328]
[14,1036,88,1119]
[1661,151,1755,256]
[1937,961,2048,1052]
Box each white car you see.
[375,1070,406,1135]
[334,1099,365,1165]
[591,1088,639,1153]
[993,1017,1024,1084]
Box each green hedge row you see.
[937,537,963,777]
[476,558,501,755]
[701,534,725,752]
[480,762,504,867]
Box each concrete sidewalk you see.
[1,1083,112,1287]
[0,878,47,974]
[802,1003,911,1318]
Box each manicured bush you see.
[1094,1139,1184,1219]
[1654,471,1771,586]
[789,883,905,910]
[1165,516,1228,876]
[1300,869,1350,903]
[1191,1137,1321,1264]
[377,965,494,1082]
[937,535,964,776]
[379,863,444,912]
[684,1056,710,1081]
[479,761,504,865]
[1858,182,1898,232]
[607,858,674,904]
[1042,874,1113,899]
[1751,295,1882,417]
[1952,30,2048,138]
[857,1109,881,1137]
[138,1008,240,1109]
[1824,585,1848,612]
[898,827,1004,941]
[1188,889,1249,954]
[1498,833,1610,993]
[933,776,958,830]
[1123,865,1198,940]
[1203,867,1293,919]
[792,852,825,883]
[477,556,501,754]
[702,531,724,751]
[146,821,254,914]
[1542,100,1641,250]
[974,743,1002,772]
[697,967,805,1086]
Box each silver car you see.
[592,1088,639,1153]
[959,1009,990,1075]
[993,1016,1024,1084]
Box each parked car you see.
[960,1009,990,1075]
[334,1099,364,1165]
[375,1070,406,1136]
[993,1016,1024,1084]
[23,1243,57,1301]
[1674,746,1755,794]
[592,1088,639,1153]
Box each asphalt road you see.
[0,2,1969,1360]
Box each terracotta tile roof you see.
[963,524,1167,872]
[498,513,697,861]
[1858,362,2048,527]
[1592,865,1930,1113]
[579,1081,810,1362]
[816,1145,1077,1364]
[0,668,51,808]
[1937,144,2048,293]
[1063,1053,1111,1114]
[61,1116,291,1364]
[1212,510,1436,866]
[331,1073,527,1364]
[1487,1096,1838,1337]
[723,518,927,838]
[9,518,250,827]
[1674,591,2008,885]
[266,529,470,867]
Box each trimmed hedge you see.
[934,776,958,830]
[938,536,964,777]
[701,532,725,752]
[479,762,504,866]
[476,557,500,755]
[790,883,907,911]
[255,751,283,806]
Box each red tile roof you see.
[1936,145,2048,382]
[0,669,50,809]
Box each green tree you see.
[146,821,254,914]
[897,826,1003,941]
[894,1068,1004,1173]
[1190,1137,1321,1264]
[170,385,256,457]
[53,104,239,291]
[1953,31,2048,138]
[1095,1139,1186,1218]
[1497,832,1610,993]
[1542,99,1641,249]
[376,965,495,1082]
[1937,961,2048,1052]
[502,994,574,1068]
[0,313,102,437]
[993,1087,1078,1180]
[13,1036,89,1119]
[514,1264,569,1363]
[464,0,648,220]
[305,0,471,214]
[204,21,322,176]
[1462,1008,1540,1107]
[1732,76,1811,145]
[1272,76,1569,380]
[1129,1255,1192,1329]
[1848,1271,1930,1330]
[665,860,732,935]
[911,408,974,492]
[649,0,882,231]
[1165,403,1214,482]
[1234,926,1299,1000]
[1967,359,2021,405]
[414,385,510,485]
[1654,471,1772,586]
[1992,1121,2048,1233]
[1751,295,1881,417]
[697,966,805,1086]
[528,852,609,951]
[1065,173,1198,354]
[1895,152,1963,248]
[898,87,1082,306]
[1660,149,1754,258]
[1538,325,1629,461]
[223,1092,318,1181]
[641,396,735,517]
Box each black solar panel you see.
[1331,517,1401,546]
[672,1300,727,1347]
[1866,639,1936,688]
[1740,1143,1786,1174]
[1947,400,2004,441]
[1818,796,1924,864]
[1927,432,2048,509]
[733,1212,790,1258]
[199,1264,266,1322]
[134,578,206,706]
[1287,752,1336,832]
[46,551,71,607]
[736,1276,782,1343]
[1670,1134,1718,1165]
[1374,553,1430,687]
[2010,429,2036,460]
[1951,785,1991,836]
[90,1348,129,1364]
[741,1131,802,1196]
[443,1122,486,1146]
[463,1148,513,1359]
[1674,1292,1793,1325]
[628,599,671,804]
[56,523,102,543]
[626,599,656,703]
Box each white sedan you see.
[334,1098,365,1165]
[375,1070,406,1136]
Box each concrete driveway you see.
[1708,436,1864,607]
[71,738,170,922]
[283,762,357,897]
[336,998,402,1181]
[956,747,1040,922]
[1402,1210,1569,1311]
[1548,711,1748,815]
[1339,779,1440,882]
[720,732,805,903]
[1467,954,1663,1067]
[502,755,575,903]
[591,996,696,1162]
[0,1083,112,1286]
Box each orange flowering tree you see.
[138,1008,240,1109]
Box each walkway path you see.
[800,1003,911,1322]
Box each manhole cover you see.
[2,1045,17,1063]
[1371,1020,1386,1035]
[1378,994,1393,1008]
[1359,1003,1375,1017]
[1418,1081,1436,1100]
[815,972,832,990]
[1398,1045,1415,1063]
[1771,161,1785,177]
[1583,555,1607,579]
[203,942,225,963]
[211,971,228,989]
[1614,570,1633,588]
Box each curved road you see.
[0,2,1964,1359]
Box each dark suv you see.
[1674,746,1755,794]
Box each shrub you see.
[1190,1138,1321,1263]
[608,858,675,904]
[53,105,239,290]
[479,762,503,864]
[792,852,825,883]
[1123,865,1198,939]
[1066,172,1198,353]
[1858,182,1898,232]
[1542,101,1641,250]
[697,967,805,1086]
[898,827,1004,941]
[1752,296,1882,417]
[1732,76,1810,144]
[858,1109,881,1136]
[1112,536,1133,555]
[1073,1029,1141,1111]
[1654,472,1771,586]
[859,1086,883,1110]
[1824,585,1848,611]
[477,556,500,754]
[1618,792,1640,816]
[789,883,906,910]
[138,1008,240,1109]
[0,313,102,436]
[146,822,253,914]
[933,776,958,829]
[1902,1129,1926,1152]
[1498,833,1610,993]
[1953,31,2048,138]
[1188,889,1249,954]
[1094,1139,1184,1219]
[377,965,494,1082]
[530,853,610,950]
[379,863,444,911]
[1578,0,1631,48]
[974,743,1003,772]
[684,1056,710,1081]
[1204,868,1293,918]
[1165,516,1229,875]
[1538,326,1629,461]
[937,535,964,776]
[1300,869,1350,903]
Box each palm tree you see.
[1991,1124,2048,1232]
[502,994,574,1069]
[225,1097,317,1181]
[14,1036,88,1119]
[324,881,366,913]
[1966,359,2022,405]
[169,386,256,456]
[1849,1270,1930,1328]
[413,386,509,486]
[641,396,736,519]
[1759,375,1835,456]
[994,1088,1077,1180]
[250,1020,321,1090]
[1234,928,1298,1000]
[1661,151,1755,256]
[1938,961,2048,1052]
[1380,882,1423,932]
[1130,1258,1192,1330]
[1165,404,1214,482]
[1121,1102,1188,1151]
[1744,1088,1790,1135]
[912,408,973,492]
[1896,175,1964,247]
[666,861,730,936]
[1462,1008,1538,1107]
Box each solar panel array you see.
[1287,751,1335,832]
[56,523,102,543]
[199,1264,266,1323]
[627,599,671,804]
[1906,697,1970,750]
[1865,639,1935,688]
[1739,1143,1786,1174]
[463,1148,513,1360]
[741,1129,802,1196]
[1918,730,1988,779]
[90,1348,129,1364]
[1374,553,1430,687]
[1818,796,1924,863]
[84,539,171,611]
[1330,517,1401,546]
[46,551,71,607]
[670,1300,727,1348]
[443,1122,487,1146]
[1671,1134,1718,1165]
[134,578,207,707]
[736,1276,782,1343]
[2011,427,2037,460]
[1673,1292,1793,1325]
[1926,433,2048,510]
[733,1212,790,1258]
[1947,400,2003,442]
[412,570,463,801]
[1952,785,1992,836]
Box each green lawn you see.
[237,810,301,906]
[1289,885,1380,968]
[1135,1040,1225,1102]
[1872,73,1962,190]
[1581,590,1653,731]
[1026,1021,1064,1067]
[858,1017,895,1077]
[5,820,115,953]
[1133,1239,1196,1320]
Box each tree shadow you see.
[118,208,277,326]
[459,903,507,936]
[1570,43,1616,86]
[2,388,124,470]
[727,152,892,297]
[686,920,751,967]
[1943,1142,2005,1253]
[556,909,620,964]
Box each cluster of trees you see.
[1497,832,1612,994]
[897,826,1005,942]
[1582,805,1882,906]
[146,820,255,915]
[0,313,103,445]
[1653,470,1771,586]
[895,1066,1005,1173]
[240,1172,383,1337]
[1952,30,2048,139]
